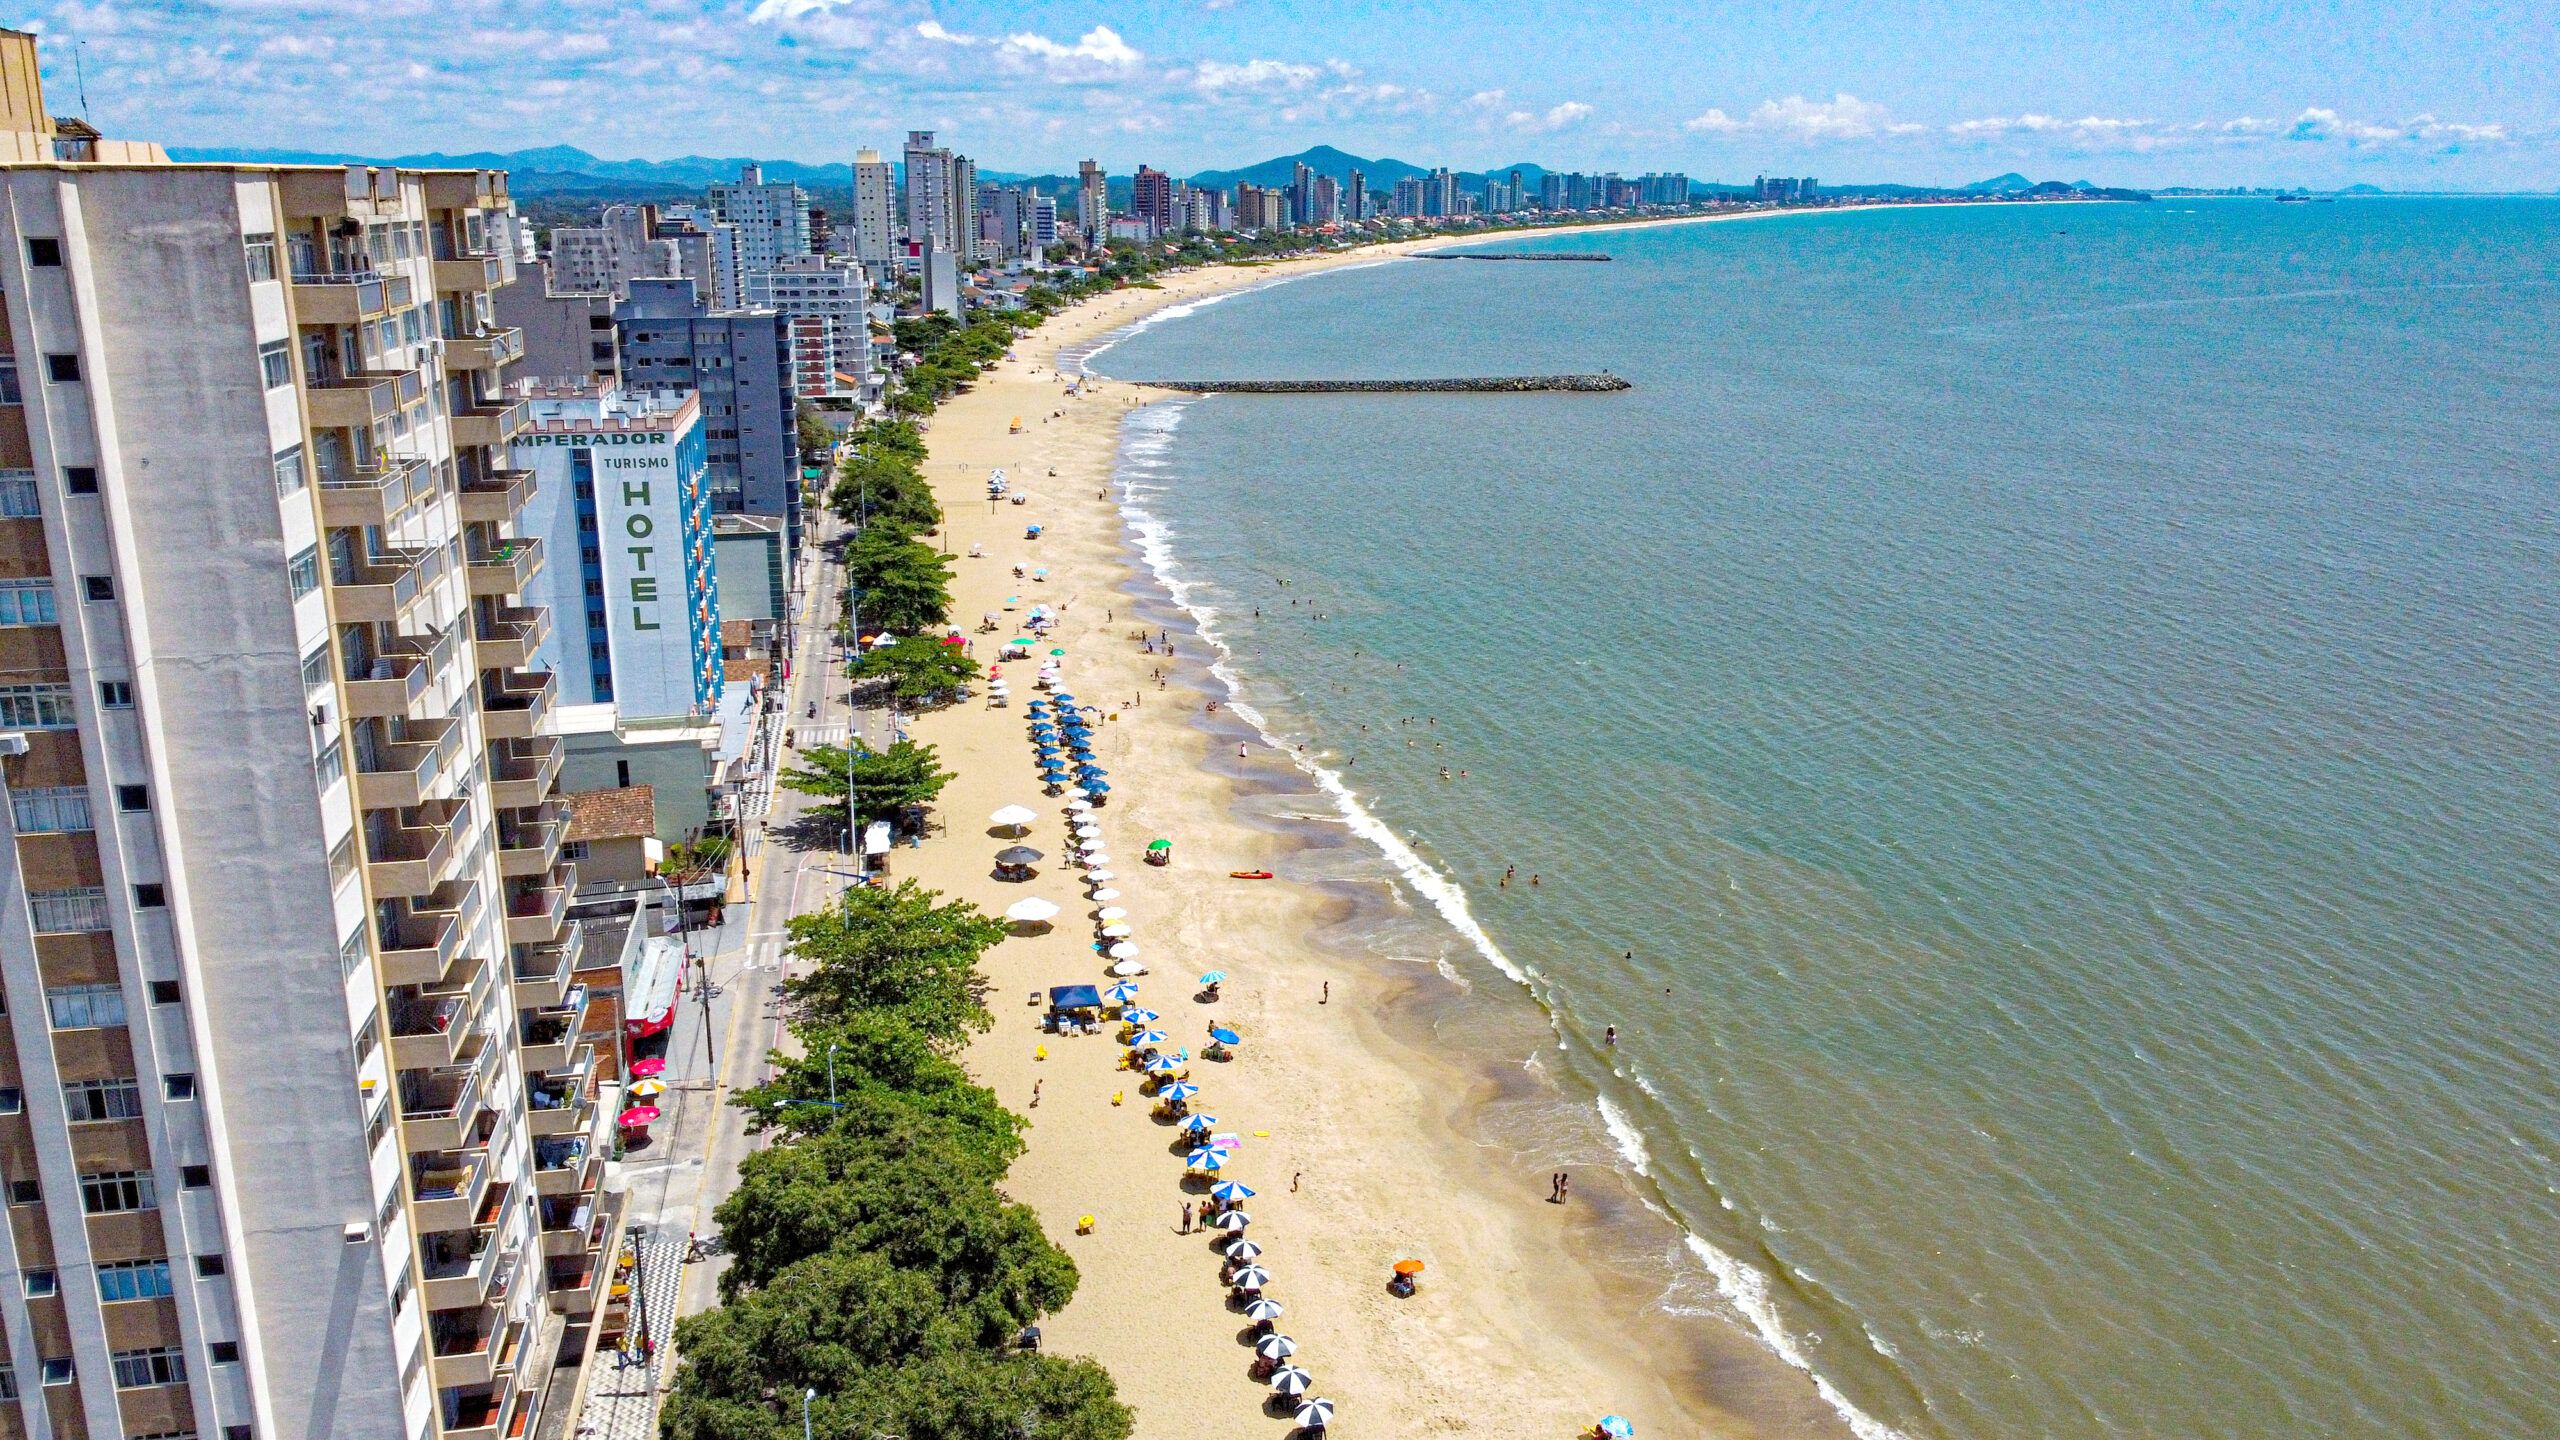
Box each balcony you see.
[420,1221,507,1310]
[341,648,432,721]
[544,1192,624,1314]
[435,255,506,294]
[445,327,525,371]
[290,270,389,324]
[532,1135,597,1197]
[398,1056,487,1152]
[365,799,466,898]
[466,537,544,598]
[440,1385,532,1440]
[511,920,582,1008]
[504,864,572,946]
[354,716,455,811]
[390,991,474,1070]
[318,456,430,528]
[410,1147,493,1233]
[497,801,566,878]
[377,881,476,986]
[480,669,554,740]
[473,606,550,670]
[517,984,589,1072]
[488,736,561,809]
[326,545,438,625]
[451,398,528,449]
[526,1057,592,1139]
[429,1311,524,1391]
[457,468,534,524]
[305,373,411,431]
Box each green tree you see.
[849,634,978,709]
[795,402,838,456]
[734,1013,1025,1160]
[777,740,955,826]
[777,878,999,1042]
[844,532,954,634]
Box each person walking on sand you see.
[1549,1173,1563,1203]
[1320,980,1330,1005]
[1292,1171,1303,1193]
[1031,1079,1042,1107]
[1181,1202,1193,1234]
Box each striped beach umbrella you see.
[1209,1180,1254,1202]
[1103,983,1141,1004]
[1225,1239,1264,1262]
[1185,1148,1228,1172]
[1158,1082,1200,1103]
[1143,1054,1180,1075]
[1267,1364,1312,1395]
[1121,1007,1159,1023]
[1229,1264,1272,1289]
[1198,970,1228,984]
[1294,1398,1333,1428]
[1179,1112,1217,1133]
[1253,1333,1294,1360]
[1241,1294,1281,1318]
[1124,1029,1168,1047]
[1216,1210,1254,1233]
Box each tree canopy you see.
[849,634,979,709]
[777,740,955,828]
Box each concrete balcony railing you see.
[444,327,524,371]
[511,919,582,1009]
[439,1384,531,1440]
[488,736,561,810]
[306,373,409,431]
[318,456,430,528]
[397,1054,488,1152]
[543,1191,625,1314]
[473,606,550,670]
[364,799,466,898]
[504,864,573,946]
[480,669,554,741]
[434,254,506,294]
[466,537,544,598]
[531,1135,598,1198]
[377,880,476,987]
[516,983,589,1072]
[428,1311,523,1392]
[289,269,389,324]
[341,648,432,721]
[326,545,439,626]
[496,802,566,878]
[419,1222,506,1311]
[457,468,535,524]
[353,716,455,811]
[525,1065,592,1139]
[450,399,528,450]
[409,1146,494,1233]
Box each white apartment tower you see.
[0,31,618,1440]
[900,133,977,267]
[1075,161,1108,243]
[848,149,895,281]
[762,256,871,401]
[703,164,810,305]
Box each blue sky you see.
[27,0,2560,187]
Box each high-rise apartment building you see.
[1074,162,1108,243]
[849,149,895,278]
[975,184,1029,262]
[1346,170,1367,223]
[1030,194,1059,253]
[900,134,977,267]
[0,44,616,1440]
[760,255,871,401]
[1129,168,1176,238]
[547,205,664,298]
[704,164,810,304]
[650,206,742,313]
[1391,176,1426,219]
[613,280,800,549]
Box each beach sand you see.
[875,231,1862,1439]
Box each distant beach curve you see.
[1143,374,1632,394]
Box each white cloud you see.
[1503,100,1591,132]
[1190,58,1321,94]
[911,18,1143,81]
[1683,93,1914,141]
[2286,107,2507,146]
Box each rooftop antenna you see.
[72,39,92,122]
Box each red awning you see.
[624,936,684,1039]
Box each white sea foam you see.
[1103,328,1914,1440]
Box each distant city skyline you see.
[20,0,2560,190]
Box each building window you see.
[39,1358,71,1387]
[97,1258,173,1302]
[0,471,38,516]
[288,545,320,599]
[11,786,90,833]
[0,1364,14,1399]
[63,465,96,494]
[109,1345,185,1389]
[0,682,74,728]
[336,925,363,977]
[82,574,114,602]
[244,232,278,282]
[0,1089,18,1114]
[44,354,80,384]
[181,1164,211,1189]
[273,443,306,497]
[115,783,149,812]
[79,1169,157,1215]
[29,887,110,933]
[46,983,125,1030]
[22,1269,55,1298]
[0,578,56,624]
[151,979,182,1005]
[99,678,132,708]
[63,1077,143,1123]
[313,740,344,792]
[208,1341,240,1365]
[163,1073,197,1101]
[0,359,17,404]
[195,1254,226,1278]
[25,237,59,267]
[258,342,291,390]
[5,1180,36,1205]
[133,883,165,908]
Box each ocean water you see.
[1086,200,2560,1440]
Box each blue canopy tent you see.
[1047,984,1104,1016]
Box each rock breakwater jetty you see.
[1145,374,1631,395]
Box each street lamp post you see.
[827,1043,839,1107]
[802,1387,816,1440]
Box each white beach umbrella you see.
[1107,958,1148,977]
[1230,1264,1272,1289]
[1003,897,1061,923]
[1095,906,1128,921]
[1081,853,1112,869]
[1087,883,1119,897]
[1100,923,1132,938]
[1107,941,1140,959]
[990,804,1039,830]
[1267,1365,1312,1396]
[1240,1292,1280,1314]
[1294,1398,1334,1428]
[1225,1240,1264,1262]
[1064,797,1094,812]
[1074,823,1105,839]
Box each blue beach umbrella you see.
[1208,1026,1241,1045]
[1125,1029,1169,1047]
[1185,1148,1228,1172]
[1597,1419,1634,1439]
[1143,1054,1180,1074]
[1198,970,1228,985]
[1209,1180,1254,1202]
[1103,983,1141,1004]
[1179,1112,1218,1133]
[1120,1007,1159,1023]
[1158,1081,1200,1103]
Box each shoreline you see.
[896,228,1866,1438]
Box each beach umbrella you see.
[1267,1365,1312,1395]
[628,1057,666,1078]
[1087,878,1118,892]
[1209,1180,1254,1202]
[1240,1292,1280,1315]
[618,1105,661,1127]
[1230,1264,1272,1290]
[1185,1148,1228,1172]
[1393,1259,1426,1277]
[1108,942,1140,959]
[1251,1332,1293,1359]
[1103,983,1141,1004]
[1227,1239,1265,1262]
[1049,647,1067,656]
[1122,1007,1160,1023]
[1158,1082,1200,1103]
[1179,1112,1217,1133]
[995,846,1043,865]
[1294,1398,1333,1429]
[1147,838,1172,854]
[627,1078,667,1100]
[1053,691,1076,701]
[1074,820,1105,835]
[1198,970,1228,985]
[1100,923,1132,938]
[1125,1029,1169,1047]
[1081,782,1111,796]
[1082,854,1113,871]
[1064,797,1093,812]
[1096,906,1128,921]
[1003,898,1060,924]
[1596,1419,1635,1439]
[1107,958,1147,977]
[1208,1026,1241,1045]
[1039,769,1070,783]
[1144,1054,1180,1075]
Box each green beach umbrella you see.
[1147,838,1172,853]
[1050,647,1067,656]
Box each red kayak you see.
[1229,870,1275,880]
